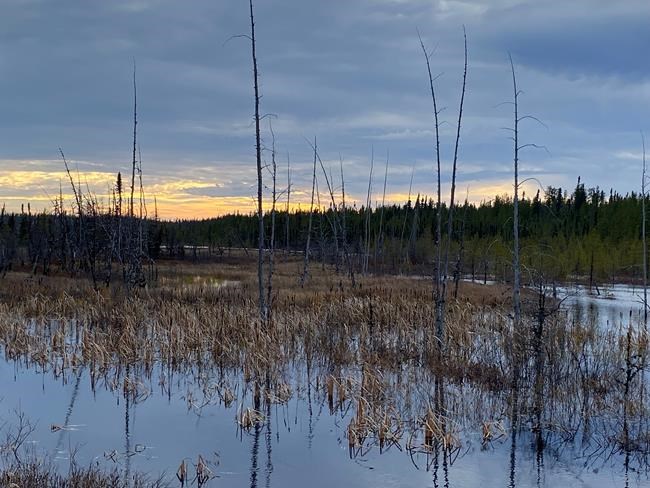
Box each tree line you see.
[2,176,640,287]
[154,178,647,284]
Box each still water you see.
[0,285,648,487]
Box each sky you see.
[0,0,649,219]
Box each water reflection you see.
[0,287,648,487]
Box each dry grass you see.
[0,257,648,477]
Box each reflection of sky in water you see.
[1,285,648,486]
[0,359,643,487]
[558,284,647,329]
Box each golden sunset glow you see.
[0,163,544,220]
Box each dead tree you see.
[59,148,84,274]
[138,145,146,254]
[437,27,468,342]
[339,156,355,286]
[642,132,648,324]
[443,28,468,283]
[375,149,390,268]
[308,139,342,272]
[126,61,144,288]
[116,172,124,266]
[418,31,444,347]
[408,194,420,264]
[285,153,291,253]
[248,0,266,321]
[453,197,469,299]
[300,137,318,286]
[363,148,374,275]
[509,54,522,333]
[266,121,278,326]
[130,60,137,220]
[314,176,326,267]
[398,164,415,268]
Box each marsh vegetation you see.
[0,257,647,487]
[0,3,648,487]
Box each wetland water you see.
[0,284,648,487]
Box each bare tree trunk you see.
[285,153,291,254]
[453,197,469,299]
[249,0,266,321]
[130,61,137,221]
[443,28,467,283]
[363,148,374,275]
[315,177,325,268]
[375,149,390,269]
[418,32,443,345]
[310,141,341,271]
[138,145,146,256]
[510,54,522,333]
[301,137,317,286]
[59,148,84,275]
[408,195,420,265]
[643,133,648,325]
[266,122,277,326]
[339,156,355,286]
[438,28,468,343]
[398,164,415,269]
[116,172,123,268]
[126,61,144,288]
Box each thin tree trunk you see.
[510,54,522,332]
[399,164,415,269]
[438,27,468,343]
[363,148,374,275]
[339,155,355,286]
[130,61,137,220]
[285,153,291,253]
[376,149,389,269]
[310,141,341,271]
[315,177,325,268]
[301,137,318,286]
[249,0,266,321]
[267,122,277,326]
[418,31,443,346]
[642,133,647,325]
[453,198,469,299]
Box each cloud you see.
[0,0,647,217]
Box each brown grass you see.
[0,257,647,475]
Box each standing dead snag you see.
[642,132,648,325]
[453,196,469,299]
[130,60,137,221]
[509,53,522,334]
[248,0,266,321]
[301,137,318,287]
[418,31,443,342]
[339,155,356,286]
[507,55,524,446]
[443,28,468,284]
[285,153,291,254]
[59,147,84,277]
[126,61,144,288]
[398,164,415,268]
[308,139,343,273]
[419,28,467,351]
[376,149,389,269]
[363,148,374,275]
[266,121,278,326]
[439,27,468,345]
